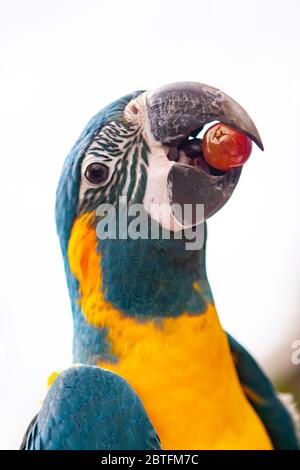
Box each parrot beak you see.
[146,81,263,223]
[147,81,263,149]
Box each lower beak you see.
[168,163,242,222]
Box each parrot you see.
[21,82,299,450]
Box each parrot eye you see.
[84,162,109,185]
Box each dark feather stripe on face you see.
[79,120,150,213]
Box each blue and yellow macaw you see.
[22,82,299,450]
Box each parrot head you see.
[74,82,263,232]
[55,82,263,356]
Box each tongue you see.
[178,138,203,159]
[178,138,225,175]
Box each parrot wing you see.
[20,365,161,450]
[227,333,299,450]
[21,339,299,450]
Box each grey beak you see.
[147,81,263,150]
[146,81,263,222]
[168,164,242,221]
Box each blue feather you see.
[22,366,161,450]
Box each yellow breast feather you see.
[68,213,272,450]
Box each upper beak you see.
[146,81,263,150]
[146,81,263,223]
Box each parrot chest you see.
[98,305,272,450]
[67,217,272,449]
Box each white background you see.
[0,0,299,449]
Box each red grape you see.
[202,123,252,171]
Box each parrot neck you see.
[68,212,214,318]
[67,213,215,362]
[99,234,213,317]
